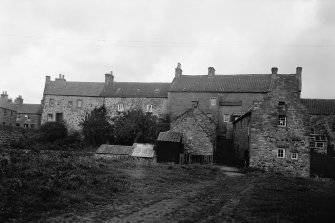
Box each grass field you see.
[1,150,335,222]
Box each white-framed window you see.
[223,114,230,122]
[192,101,199,108]
[146,104,153,113]
[68,101,73,108]
[291,153,298,160]
[316,142,324,148]
[278,115,286,127]
[16,115,20,122]
[309,141,315,148]
[117,104,124,112]
[25,115,31,121]
[210,97,217,106]
[49,99,54,107]
[47,113,53,122]
[277,148,285,158]
[77,99,83,108]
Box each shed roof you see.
[96,144,134,155]
[44,81,105,97]
[101,82,170,98]
[17,104,43,114]
[157,131,183,142]
[301,99,335,115]
[170,74,272,93]
[131,143,155,158]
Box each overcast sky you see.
[0,0,334,103]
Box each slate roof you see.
[44,81,105,97]
[96,144,134,155]
[301,99,335,115]
[101,82,170,98]
[131,143,155,158]
[0,100,16,111]
[170,74,272,92]
[17,104,43,114]
[157,131,183,142]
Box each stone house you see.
[233,68,311,177]
[42,73,169,130]
[14,95,43,129]
[0,91,17,126]
[171,108,216,163]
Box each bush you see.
[39,121,68,142]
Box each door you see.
[56,113,63,122]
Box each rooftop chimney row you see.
[175,62,182,78]
[208,67,215,76]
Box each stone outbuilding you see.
[171,108,217,163]
[156,131,183,163]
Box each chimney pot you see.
[271,67,278,74]
[175,62,182,78]
[208,67,215,76]
[296,67,302,75]
[105,71,114,85]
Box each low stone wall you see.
[0,125,25,147]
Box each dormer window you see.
[117,104,124,112]
[278,115,286,127]
[146,104,153,113]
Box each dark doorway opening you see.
[56,113,63,122]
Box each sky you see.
[0,0,334,103]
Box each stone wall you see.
[41,95,104,130]
[0,125,24,147]
[104,97,167,118]
[171,108,216,156]
[247,74,310,177]
[0,107,17,126]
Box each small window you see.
[223,114,230,123]
[210,97,217,106]
[117,104,124,112]
[146,104,153,113]
[278,101,286,110]
[49,99,54,107]
[47,113,53,122]
[24,124,29,128]
[192,101,199,108]
[309,141,315,148]
[316,142,324,148]
[16,115,20,121]
[291,153,298,160]
[310,128,315,134]
[277,149,285,158]
[68,101,73,108]
[77,99,83,108]
[278,115,286,127]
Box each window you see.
[25,115,31,121]
[278,115,286,127]
[210,97,217,106]
[49,99,54,107]
[316,142,324,148]
[291,153,298,160]
[146,104,153,113]
[310,128,315,134]
[24,124,29,128]
[68,101,73,108]
[192,101,199,108]
[277,149,285,158]
[77,100,83,108]
[16,123,20,127]
[16,115,20,122]
[309,141,315,148]
[223,114,230,122]
[47,113,53,122]
[117,104,124,112]
[278,101,286,110]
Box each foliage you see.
[39,121,68,142]
[79,105,114,146]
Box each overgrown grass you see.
[0,150,130,222]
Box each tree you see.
[79,105,113,146]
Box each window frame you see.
[146,104,153,113]
[77,99,83,109]
[316,142,324,148]
[291,152,298,160]
[309,141,315,148]
[278,115,287,127]
[210,97,217,106]
[223,114,230,123]
[277,148,285,158]
[117,103,124,112]
[191,101,199,108]
[47,113,53,122]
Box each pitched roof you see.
[101,82,170,98]
[96,144,134,155]
[44,81,105,97]
[131,143,155,158]
[17,104,43,114]
[170,74,272,92]
[301,99,335,115]
[157,131,183,142]
[0,100,16,111]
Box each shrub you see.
[39,121,68,142]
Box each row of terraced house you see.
[1,64,335,177]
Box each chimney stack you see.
[208,67,215,76]
[105,71,114,85]
[296,67,302,92]
[1,91,8,100]
[15,95,23,105]
[55,74,66,82]
[271,67,278,74]
[175,62,182,78]
[46,76,51,84]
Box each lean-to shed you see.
[95,144,134,160]
[156,131,183,163]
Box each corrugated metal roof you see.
[101,82,170,98]
[157,131,183,142]
[301,99,335,115]
[96,144,134,155]
[131,143,155,158]
[170,74,272,92]
[17,104,43,114]
[44,81,105,97]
